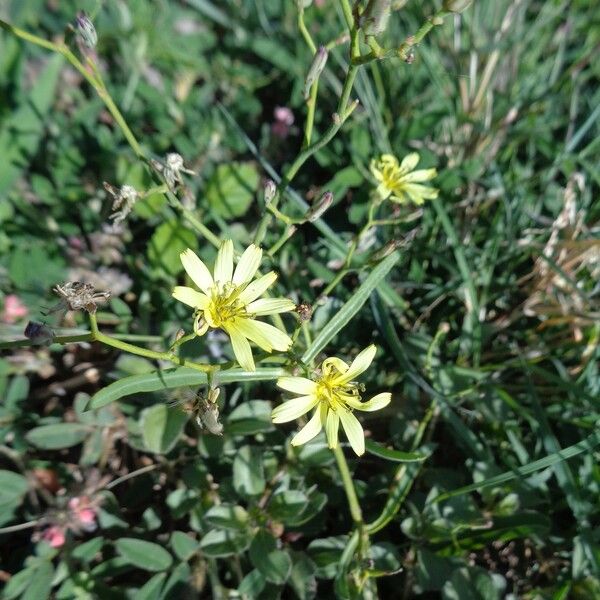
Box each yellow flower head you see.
[370,153,438,205]
[173,240,295,371]
[271,345,391,456]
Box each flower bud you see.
[370,239,402,262]
[263,179,277,206]
[306,191,333,223]
[303,46,328,99]
[443,0,473,13]
[74,12,97,49]
[24,321,54,345]
[361,0,391,36]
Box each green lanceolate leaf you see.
[365,440,430,463]
[88,367,284,409]
[25,423,91,449]
[302,252,400,364]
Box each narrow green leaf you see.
[88,367,284,409]
[365,440,429,463]
[302,252,400,364]
[428,431,600,504]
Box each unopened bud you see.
[303,46,328,99]
[174,329,186,342]
[208,387,220,404]
[361,0,391,36]
[370,239,401,262]
[74,12,97,48]
[443,0,473,13]
[297,0,313,7]
[264,179,277,206]
[306,191,333,223]
[24,321,54,345]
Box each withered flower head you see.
[103,182,139,224]
[295,302,314,322]
[52,282,111,314]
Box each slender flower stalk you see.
[271,345,391,455]
[370,153,438,205]
[173,240,296,371]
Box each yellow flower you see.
[370,153,438,205]
[271,345,391,456]
[173,240,295,371]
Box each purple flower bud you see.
[24,321,54,345]
[74,12,97,48]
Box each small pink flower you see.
[1,295,28,324]
[42,525,66,548]
[69,496,97,531]
[272,106,294,139]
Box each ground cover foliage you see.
[0,0,599,598]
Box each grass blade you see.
[301,252,400,364]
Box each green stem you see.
[333,445,363,524]
[88,313,218,374]
[298,6,317,54]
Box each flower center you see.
[316,366,361,411]
[207,283,247,327]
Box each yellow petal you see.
[271,395,319,423]
[226,325,255,371]
[172,286,209,309]
[401,168,437,183]
[291,406,325,446]
[246,298,296,316]
[333,345,377,385]
[325,409,340,449]
[233,244,262,285]
[400,152,419,172]
[346,392,391,412]
[277,376,317,395]
[234,318,292,352]
[214,239,234,284]
[238,271,278,304]
[180,249,213,294]
[339,409,365,456]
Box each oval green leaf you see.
[25,423,90,449]
[115,538,173,572]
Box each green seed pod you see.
[361,0,392,36]
[303,46,328,99]
[74,12,97,48]
[442,0,473,13]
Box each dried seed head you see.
[52,282,111,314]
[24,321,54,345]
[74,12,97,48]
[196,395,224,435]
[104,183,139,224]
[295,302,313,322]
[303,46,328,99]
[361,0,392,36]
[306,191,333,223]
[163,153,195,188]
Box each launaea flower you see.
[173,240,295,371]
[271,345,391,456]
[370,153,438,205]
